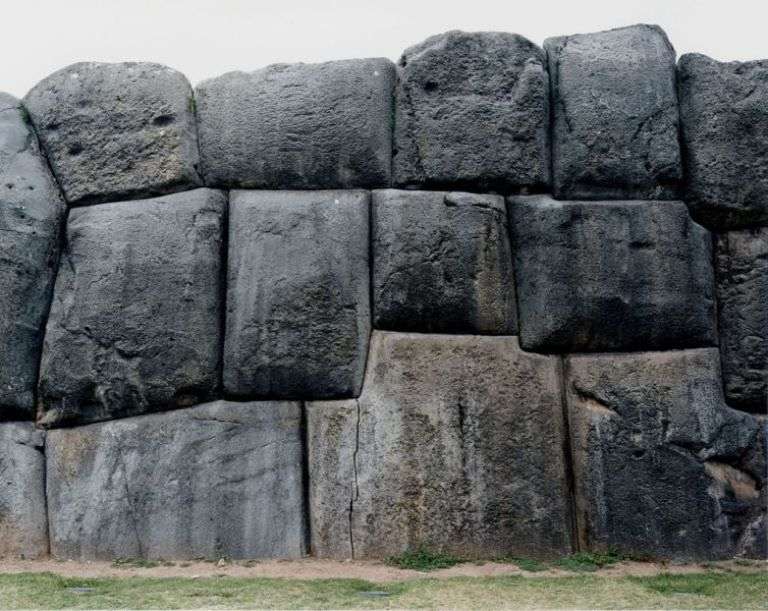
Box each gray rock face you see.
[24,62,202,205]
[678,54,768,229]
[509,196,716,352]
[308,331,572,559]
[196,59,394,189]
[0,93,65,419]
[567,349,767,560]
[46,401,306,560]
[38,188,225,428]
[373,190,516,333]
[716,229,768,412]
[545,24,682,199]
[224,190,370,399]
[393,30,550,191]
[0,423,48,558]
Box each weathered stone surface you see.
[678,54,768,229]
[197,59,394,189]
[24,62,202,205]
[393,30,550,191]
[0,93,65,419]
[224,190,370,399]
[46,401,305,560]
[308,331,572,559]
[38,189,225,428]
[567,349,767,560]
[716,229,768,412]
[373,190,516,333]
[0,423,47,558]
[545,24,682,199]
[508,196,716,352]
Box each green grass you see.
[499,556,549,572]
[386,548,464,571]
[111,558,175,569]
[0,571,765,609]
[555,550,626,572]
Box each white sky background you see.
[2,0,767,97]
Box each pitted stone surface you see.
[508,196,716,352]
[24,62,202,205]
[716,228,768,412]
[308,331,571,560]
[196,59,394,189]
[224,190,370,399]
[373,190,516,334]
[545,24,682,199]
[0,93,65,419]
[678,54,768,229]
[0,423,47,558]
[46,401,305,560]
[567,349,767,560]
[393,30,550,191]
[38,188,225,428]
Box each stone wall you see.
[0,23,765,562]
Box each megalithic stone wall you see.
[0,23,765,563]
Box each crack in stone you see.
[348,398,361,559]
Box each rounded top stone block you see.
[24,61,202,206]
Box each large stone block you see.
[545,24,682,199]
[46,401,306,560]
[393,30,550,191]
[196,59,394,189]
[0,423,47,558]
[678,54,768,229]
[372,190,516,333]
[0,93,65,419]
[224,190,370,399]
[508,196,716,352]
[716,229,768,412]
[567,349,767,560]
[308,331,572,559]
[38,189,225,428]
[24,62,202,205]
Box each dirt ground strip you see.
[0,559,763,581]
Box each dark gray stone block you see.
[678,53,768,229]
[716,228,768,412]
[372,190,516,333]
[24,62,202,205]
[393,30,550,191]
[196,59,394,189]
[38,188,225,428]
[0,423,48,558]
[0,93,65,419]
[308,331,572,560]
[509,196,716,352]
[224,190,370,399]
[567,349,767,560]
[46,401,305,560]
[545,24,682,199]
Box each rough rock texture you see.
[224,190,370,399]
[716,229,768,412]
[196,59,394,189]
[46,401,305,560]
[24,62,202,205]
[0,93,65,419]
[373,190,516,333]
[38,189,225,428]
[545,24,682,199]
[567,349,767,560]
[509,196,716,352]
[393,30,550,191]
[678,54,768,229]
[307,331,572,559]
[0,423,48,558]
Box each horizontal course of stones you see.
[0,23,766,563]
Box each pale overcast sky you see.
[3,0,767,97]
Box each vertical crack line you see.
[349,398,362,560]
[41,433,51,557]
[114,437,144,558]
[558,355,580,553]
[217,190,230,397]
[299,400,312,556]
